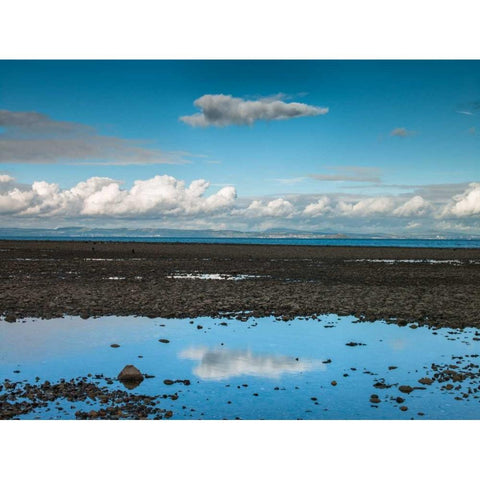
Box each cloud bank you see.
[0,109,184,164]
[0,174,236,217]
[1,174,479,234]
[180,94,328,127]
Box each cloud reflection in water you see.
[179,346,325,380]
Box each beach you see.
[2,240,479,329]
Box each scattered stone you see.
[4,314,16,323]
[110,344,120,348]
[418,377,434,385]
[117,365,144,389]
[159,339,170,343]
[345,342,366,347]
[331,381,337,386]
[400,406,408,412]
[398,385,414,394]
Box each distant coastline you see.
[1,235,480,249]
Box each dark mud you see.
[1,240,480,328]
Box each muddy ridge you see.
[1,240,479,328]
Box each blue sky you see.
[1,60,479,235]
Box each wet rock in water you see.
[399,406,408,412]
[117,365,144,389]
[322,359,332,364]
[197,325,203,330]
[395,397,405,404]
[110,344,120,348]
[80,313,89,320]
[165,411,173,418]
[418,377,434,385]
[331,381,337,386]
[158,339,170,344]
[4,314,17,323]
[398,385,414,394]
[370,394,381,404]
[388,366,398,370]
[163,379,174,385]
[345,342,366,347]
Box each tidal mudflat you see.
[2,314,480,420]
[1,240,480,328]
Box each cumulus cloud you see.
[243,198,295,217]
[180,94,328,127]
[0,174,236,218]
[303,196,332,217]
[303,195,432,218]
[392,195,432,217]
[390,127,416,137]
[0,109,185,164]
[337,197,396,216]
[309,166,381,183]
[442,183,480,217]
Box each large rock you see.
[118,365,144,389]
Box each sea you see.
[1,235,480,248]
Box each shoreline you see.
[1,240,480,329]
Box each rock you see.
[117,365,144,389]
[159,339,170,343]
[370,395,381,404]
[418,377,434,385]
[4,314,16,323]
[395,397,405,403]
[197,325,203,330]
[400,406,408,412]
[164,410,173,418]
[345,342,366,347]
[331,381,337,386]
[388,366,398,370]
[163,379,174,385]
[398,385,414,394]
[110,344,120,348]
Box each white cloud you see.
[180,94,328,127]
[337,197,396,216]
[0,175,237,218]
[303,196,332,217]
[0,174,14,183]
[244,198,295,217]
[392,195,432,216]
[442,183,480,217]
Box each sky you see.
[1,60,479,236]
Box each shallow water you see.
[1,315,480,419]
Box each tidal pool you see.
[1,314,479,419]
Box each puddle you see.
[166,273,266,280]
[1,315,480,419]
[348,259,479,265]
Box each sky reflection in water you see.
[1,314,480,419]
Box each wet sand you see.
[1,240,480,328]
